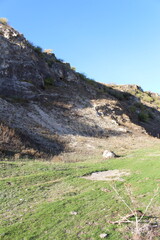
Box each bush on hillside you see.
[46,59,55,67]
[107,88,126,100]
[138,111,149,122]
[0,18,8,25]
[34,46,43,55]
[71,67,76,71]
[56,58,64,63]
[142,94,153,103]
[129,105,137,113]
[44,77,54,86]
[134,102,144,110]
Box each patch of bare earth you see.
[82,169,130,181]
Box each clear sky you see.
[1,0,160,93]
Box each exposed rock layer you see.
[0,23,160,158]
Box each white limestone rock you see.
[100,233,108,238]
[102,150,116,159]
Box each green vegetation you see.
[124,87,160,109]
[56,58,64,63]
[71,67,76,71]
[77,72,98,87]
[85,78,96,86]
[77,72,88,80]
[27,42,43,56]
[110,90,125,100]
[133,102,144,110]
[138,111,150,122]
[46,58,55,67]
[138,110,154,122]
[136,92,153,103]
[34,46,43,55]
[0,146,160,239]
[128,101,155,122]
[153,98,160,109]
[141,94,153,103]
[129,105,137,113]
[44,77,54,87]
[106,88,130,101]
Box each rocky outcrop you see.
[0,23,78,98]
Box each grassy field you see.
[0,145,160,240]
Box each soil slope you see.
[0,22,160,158]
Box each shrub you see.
[111,184,159,239]
[27,41,34,48]
[86,78,96,86]
[142,94,153,103]
[153,99,160,107]
[56,58,64,63]
[71,67,76,71]
[107,88,125,100]
[65,62,71,68]
[47,59,55,67]
[77,72,85,80]
[134,102,144,110]
[34,46,43,55]
[44,77,54,86]
[138,111,149,122]
[148,111,154,119]
[0,17,8,25]
[77,73,98,87]
[129,105,137,113]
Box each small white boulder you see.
[102,150,116,159]
[100,233,108,238]
[70,211,78,215]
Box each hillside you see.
[0,22,160,158]
[1,21,160,240]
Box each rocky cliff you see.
[0,23,78,98]
[0,22,160,159]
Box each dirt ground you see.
[82,169,130,181]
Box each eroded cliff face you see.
[0,24,43,96]
[0,23,78,98]
[0,23,160,159]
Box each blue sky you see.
[1,0,160,93]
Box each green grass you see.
[0,145,160,240]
